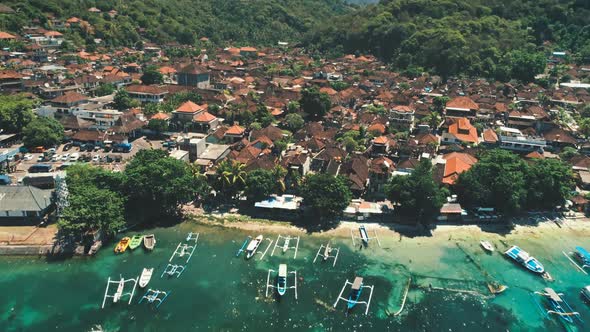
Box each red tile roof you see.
[225,124,245,136]
[151,112,170,120]
[0,31,16,39]
[193,111,216,122]
[442,152,478,185]
[446,96,479,110]
[175,101,204,113]
[51,92,88,104]
[448,118,479,144]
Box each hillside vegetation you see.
[1,0,351,46]
[306,0,590,79]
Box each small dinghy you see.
[114,237,130,254]
[143,234,156,250]
[139,268,154,288]
[129,235,143,250]
[480,240,494,252]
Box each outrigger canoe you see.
[129,235,143,250]
[359,226,369,245]
[114,237,130,254]
[348,277,364,310]
[246,235,263,259]
[277,264,287,296]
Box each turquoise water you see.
[1,221,590,331]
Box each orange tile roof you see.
[159,66,176,74]
[446,96,479,110]
[0,31,16,39]
[44,31,63,37]
[151,112,170,120]
[367,123,386,135]
[482,128,498,143]
[373,136,388,145]
[392,105,413,113]
[225,124,245,136]
[448,118,478,144]
[442,152,478,185]
[175,101,204,113]
[193,111,216,122]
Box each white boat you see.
[246,235,263,259]
[323,244,332,261]
[282,237,290,252]
[582,285,590,302]
[480,240,494,252]
[113,278,124,303]
[139,268,154,288]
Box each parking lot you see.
[7,137,157,182]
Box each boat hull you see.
[143,235,156,250]
[114,237,130,254]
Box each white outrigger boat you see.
[113,278,125,303]
[139,268,154,288]
[246,235,263,259]
[480,240,494,252]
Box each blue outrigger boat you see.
[277,264,287,296]
[532,288,582,325]
[505,245,544,273]
[347,277,364,310]
[574,246,590,268]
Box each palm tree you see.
[215,160,246,200]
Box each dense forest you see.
[307,0,590,79]
[0,0,352,46]
[2,0,589,80]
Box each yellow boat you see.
[114,237,131,254]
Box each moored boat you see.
[143,234,156,250]
[480,240,494,252]
[504,245,544,273]
[277,264,287,296]
[139,268,154,288]
[359,226,369,245]
[114,237,130,254]
[113,278,124,303]
[573,246,590,267]
[581,286,590,302]
[129,235,143,250]
[246,235,263,259]
[347,277,364,310]
[542,288,576,324]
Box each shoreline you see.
[186,212,590,241]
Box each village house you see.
[388,105,415,130]
[177,63,211,89]
[445,96,479,118]
[442,118,479,145]
[125,85,168,103]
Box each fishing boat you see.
[359,226,369,245]
[113,278,124,303]
[114,237,130,254]
[129,235,143,250]
[245,235,263,259]
[282,237,290,253]
[277,264,287,296]
[348,277,364,310]
[573,246,590,268]
[581,286,590,302]
[537,288,579,324]
[323,243,332,261]
[480,240,494,252]
[143,234,156,250]
[139,268,154,288]
[504,245,544,273]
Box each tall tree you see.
[244,169,278,202]
[300,174,352,218]
[140,65,164,85]
[525,159,574,210]
[385,159,448,223]
[22,117,64,148]
[300,87,332,119]
[0,94,36,133]
[213,160,247,201]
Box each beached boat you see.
[143,234,156,250]
[480,240,494,252]
[246,235,263,259]
[581,286,590,302]
[277,264,287,296]
[573,246,590,268]
[114,237,130,254]
[139,268,154,288]
[129,235,143,250]
[359,226,369,245]
[348,277,364,310]
[504,245,544,273]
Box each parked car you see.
[47,148,56,154]
[61,153,70,161]
[51,154,61,162]
[92,155,101,163]
[23,154,33,161]
[69,153,80,162]
[36,155,44,162]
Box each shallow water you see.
[1,221,590,332]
